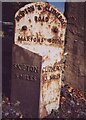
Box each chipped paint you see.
[14,2,67,118]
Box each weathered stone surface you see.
[64,2,85,96]
[2,2,67,118]
[2,2,30,98]
[85,2,86,97]
[14,2,67,118]
[11,44,42,118]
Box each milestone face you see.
[15,2,67,66]
[15,2,67,118]
[15,2,66,46]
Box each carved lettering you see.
[16,5,35,22]
[17,35,63,46]
[13,64,39,82]
[50,74,60,80]
[13,64,39,73]
[34,15,49,22]
[43,74,60,80]
[42,66,61,73]
[15,3,66,26]
[14,73,37,81]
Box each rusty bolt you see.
[29,19,31,23]
[51,26,58,33]
[21,25,27,31]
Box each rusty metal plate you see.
[11,44,42,118]
[14,2,67,118]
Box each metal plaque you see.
[11,44,42,118]
[14,2,67,118]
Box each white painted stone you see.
[14,2,67,118]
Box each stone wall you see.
[64,2,85,96]
[2,2,29,98]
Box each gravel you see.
[2,83,86,119]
